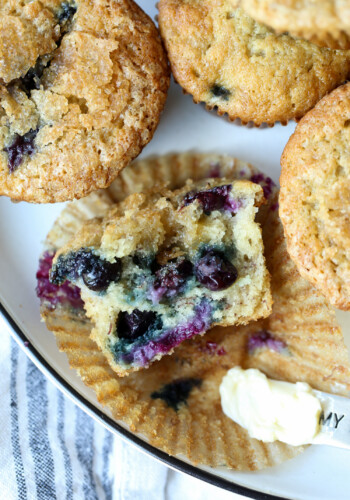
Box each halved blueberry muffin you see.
[36,154,350,471]
[50,178,272,375]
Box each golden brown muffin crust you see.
[0,0,63,83]
[0,0,169,203]
[158,0,350,125]
[280,82,350,310]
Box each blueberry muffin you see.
[158,0,350,125]
[241,0,350,50]
[36,154,350,470]
[280,82,350,310]
[0,0,169,203]
[50,178,271,375]
[0,0,62,83]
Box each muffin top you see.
[0,0,169,202]
[280,83,350,310]
[158,0,350,125]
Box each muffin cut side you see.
[50,178,272,375]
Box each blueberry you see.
[50,251,84,284]
[183,184,233,214]
[250,173,276,199]
[20,59,47,95]
[19,1,77,97]
[117,309,161,341]
[81,255,121,292]
[50,249,121,292]
[195,249,238,291]
[5,129,38,172]
[151,378,202,411]
[57,2,77,26]
[153,257,193,299]
[132,253,158,272]
[210,84,231,101]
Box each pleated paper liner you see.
[40,154,350,471]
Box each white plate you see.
[1,3,350,499]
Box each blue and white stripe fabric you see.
[0,331,238,500]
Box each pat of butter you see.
[220,367,322,446]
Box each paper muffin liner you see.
[39,153,350,471]
[239,0,350,50]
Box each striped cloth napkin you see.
[0,330,240,500]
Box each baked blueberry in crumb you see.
[132,253,158,272]
[50,249,122,292]
[151,257,193,301]
[117,309,161,341]
[116,300,212,367]
[36,251,83,309]
[183,184,241,214]
[57,2,77,26]
[195,249,238,291]
[20,59,47,94]
[81,255,122,292]
[151,378,202,411]
[210,84,231,101]
[250,173,276,200]
[19,1,76,96]
[5,129,38,173]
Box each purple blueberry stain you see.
[148,286,167,304]
[5,129,38,172]
[151,378,202,411]
[217,347,227,356]
[250,173,265,184]
[199,341,227,356]
[204,341,218,353]
[194,249,237,291]
[209,163,221,178]
[149,257,193,303]
[224,196,242,213]
[248,331,287,354]
[250,173,276,200]
[116,309,161,341]
[183,184,241,215]
[36,251,84,310]
[118,301,212,366]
